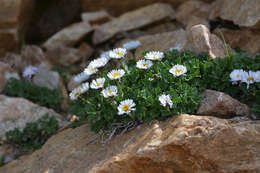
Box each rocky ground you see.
[0,0,259,172]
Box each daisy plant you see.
[69,49,260,133]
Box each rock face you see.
[0,62,20,93]
[92,3,175,45]
[135,29,187,57]
[1,114,259,173]
[214,28,260,55]
[210,0,260,29]
[0,0,34,56]
[43,22,93,48]
[184,24,228,59]
[197,90,251,118]
[0,95,63,140]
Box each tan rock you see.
[0,62,20,92]
[210,0,260,29]
[0,95,64,140]
[184,24,228,59]
[214,28,260,55]
[197,90,251,118]
[81,10,113,26]
[176,0,211,26]
[1,114,259,173]
[43,22,93,48]
[0,0,34,55]
[135,29,187,58]
[45,44,93,67]
[92,3,175,45]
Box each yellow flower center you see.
[236,74,240,78]
[153,55,157,59]
[248,77,253,81]
[175,69,182,74]
[122,104,130,112]
[116,52,123,56]
[97,82,101,87]
[112,72,121,78]
[90,68,95,71]
[75,92,80,97]
[143,63,149,67]
[108,90,113,95]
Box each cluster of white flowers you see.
[70,48,188,115]
[230,69,260,88]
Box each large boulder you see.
[92,3,175,45]
[210,0,260,29]
[0,0,34,56]
[0,62,20,93]
[0,95,64,140]
[1,114,259,173]
[214,28,260,55]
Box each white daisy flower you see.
[84,66,98,75]
[69,82,89,100]
[136,59,153,69]
[123,40,141,50]
[145,51,164,61]
[107,69,125,80]
[23,66,39,78]
[242,71,255,89]
[159,94,173,108]
[74,72,89,83]
[109,48,127,59]
[117,99,136,115]
[169,65,187,77]
[89,57,109,68]
[90,78,105,89]
[102,85,118,98]
[252,71,260,83]
[229,69,245,84]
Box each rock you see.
[186,15,210,30]
[176,0,211,26]
[0,0,34,55]
[45,44,93,67]
[184,24,228,59]
[27,0,81,42]
[81,10,113,26]
[197,90,251,118]
[214,28,260,55]
[1,114,259,173]
[92,3,175,45]
[0,95,64,140]
[135,29,187,57]
[209,0,260,29]
[0,62,20,93]
[43,22,93,48]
